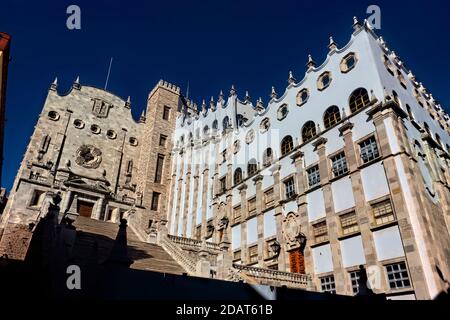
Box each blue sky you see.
[1,0,449,191]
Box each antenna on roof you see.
[104,57,113,90]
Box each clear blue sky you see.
[1,0,449,191]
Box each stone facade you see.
[167,20,450,299]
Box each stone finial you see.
[229,85,236,96]
[125,96,131,108]
[370,89,378,103]
[270,86,277,100]
[73,76,81,90]
[328,36,337,51]
[139,110,146,123]
[364,18,373,30]
[353,16,361,31]
[50,77,58,91]
[288,71,296,84]
[256,97,265,112]
[210,96,216,110]
[419,82,426,93]
[218,90,224,102]
[341,107,347,119]
[306,54,316,71]
[244,90,251,103]
[201,99,207,113]
[316,123,321,134]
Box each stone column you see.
[254,175,264,267]
[196,241,211,278]
[238,183,248,263]
[272,165,286,271]
[217,233,232,279]
[93,196,105,220]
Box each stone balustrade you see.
[160,236,197,275]
[167,234,221,252]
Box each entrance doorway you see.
[77,200,94,217]
[288,248,305,274]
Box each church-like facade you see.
[1,18,450,300]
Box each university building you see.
[1,18,449,300]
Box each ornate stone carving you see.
[75,145,102,169]
[283,212,306,250]
[92,98,112,118]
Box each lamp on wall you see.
[270,240,281,257]
[297,232,307,252]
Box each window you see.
[263,148,273,166]
[248,197,256,216]
[151,192,160,211]
[188,132,193,142]
[284,177,296,199]
[260,118,270,133]
[246,129,255,144]
[349,271,360,294]
[73,119,84,129]
[219,176,226,193]
[340,53,357,73]
[296,89,309,106]
[307,165,320,187]
[90,124,101,134]
[154,154,165,183]
[323,106,341,129]
[163,106,170,120]
[129,137,138,146]
[264,188,274,207]
[48,111,60,121]
[30,190,45,207]
[221,149,227,163]
[237,114,247,126]
[159,134,167,147]
[359,136,380,163]
[277,104,289,120]
[320,275,336,294]
[234,168,243,185]
[372,199,395,225]
[233,140,240,154]
[317,71,332,91]
[340,211,359,235]
[107,130,117,139]
[248,245,258,264]
[436,134,442,147]
[247,159,258,177]
[313,221,328,243]
[233,250,241,262]
[212,120,218,130]
[406,104,414,120]
[302,121,316,143]
[331,152,348,177]
[233,206,241,223]
[383,55,396,76]
[397,71,407,89]
[222,116,230,131]
[349,88,370,114]
[281,136,294,156]
[203,125,209,136]
[385,262,411,290]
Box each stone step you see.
[72,216,186,275]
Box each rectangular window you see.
[233,250,241,262]
[385,262,411,290]
[151,192,160,211]
[159,134,167,147]
[219,176,226,193]
[264,188,274,207]
[360,136,380,163]
[313,221,328,243]
[284,177,296,199]
[320,275,336,294]
[222,150,227,163]
[331,152,348,177]
[162,106,170,120]
[248,245,258,264]
[349,271,360,294]
[154,154,165,183]
[30,190,45,207]
[307,165,320,187]
[340,211,359,235]
[372,199,395,226]
[248,197,256,216]
[233,205,241,223]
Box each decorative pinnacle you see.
[50,77,58,91]
[245,90,251,102]
[364,18,373,30]
[328,36,337,51]
[341,108,347,119]
[378,36,385,45]
[139,110,146,123]
[288,71,296,84]
[201,99,207,112]
[125,96,131,108]
[306,54,316,70]
[353,16,361,31]
[270,86,277,99]
[256,97,264,111]
[370,89,378,103]
[219,90,224,101]
[229,84,236,96]
[316,123,321,134]
[73,76,81,89]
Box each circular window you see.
[340,52,357,73]
[246,129,255,144]
[48,111,60,121]
[317,71,332,91]
[296,89,309,106]
[129,137,138,146]
[73,119,85,129]
[277,104,289,120]
[90,124,101,134]
[260,118,270,133]
[106,130,117,139]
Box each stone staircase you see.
[72,216,186,275]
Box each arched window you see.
[188,132,193,141]
[237,114,247,126]
[406,104,414,120]
[223,116,230,130]
[349,88,370,113]
[277,104,289,120]
[263,148,273,166]
[302,121,316,143]
[281,136,294,156]
[212,120,218,130]
[424,122,431,135]
[247,159,258,177]
[203,125,209,135]
[260,118,270,133]
[323,106,341,129]
[234,168,243,185]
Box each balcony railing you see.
[167,234,221,252]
